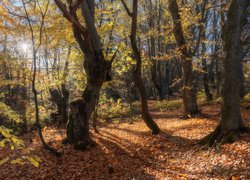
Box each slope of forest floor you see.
[0,101,249,179]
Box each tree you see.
[120,0,160,134]
[168,0,199,118]
[201,0,249,147]
[19,0,60,156]
[54,0,114,149]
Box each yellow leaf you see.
[0,157,9,165]
[25,156,40,167]
[11,158,25,165]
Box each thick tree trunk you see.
[63,53,110,149]
[55,0,114,149]
[64,83,101,149]
[200,0,249,147]
[239,63,245,98]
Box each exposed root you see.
[62,137,96,150]
[180,115,190,120]
[74,139,96,150]
[43,145,62,157]
[180,111,203,120]
[199,125,249,151]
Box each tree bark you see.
[55,0,113,149]
[121,0,160,134]
[239,63,245,98]
[168,0,199,117]
[201,32,213,101]
[49,85,69,124]
[200,0,249,147]
[202,58,213,101]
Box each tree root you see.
[62,137,96,150]
[199,125,249,151]
[73,139,96,150]
[43,144,62,157]
[180,111,203,120]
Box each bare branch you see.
[120,0,133,17]
[54,0,87,35]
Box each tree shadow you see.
[105,125,199,148]
[0,132,156,180]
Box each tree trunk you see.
[133,61,160,134]
[220,0,248,134]
[239,63,245,98]
[55,0,114,149]
[182,60,199,115]
[92,99,99,133]
[121,0,160,134]
[63,52,110,148]
[201,32,213,101]
[64,83,101,149]
[49,85,69,124]
[200,0,249,147]
[152,61,163,101]
[168,0,199,117]
[202,58,213,102]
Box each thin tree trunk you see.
[202,57,213,101]
[121,0,160,134]
[22,0,60,156]
[201,32,213,101]
[168,0,199,118]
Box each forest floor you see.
[0,100,250,180]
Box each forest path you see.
[0,101,249,179]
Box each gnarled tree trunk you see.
[55,0,113,149]
[63,53,111,148]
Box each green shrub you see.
[0,102,22,124]
[0,126,41,167]
[98,98,137,120]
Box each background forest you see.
[0,0,249,179]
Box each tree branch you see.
[54,0,87,35]
[120,0,133,17]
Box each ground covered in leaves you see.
[0,101,250,179]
